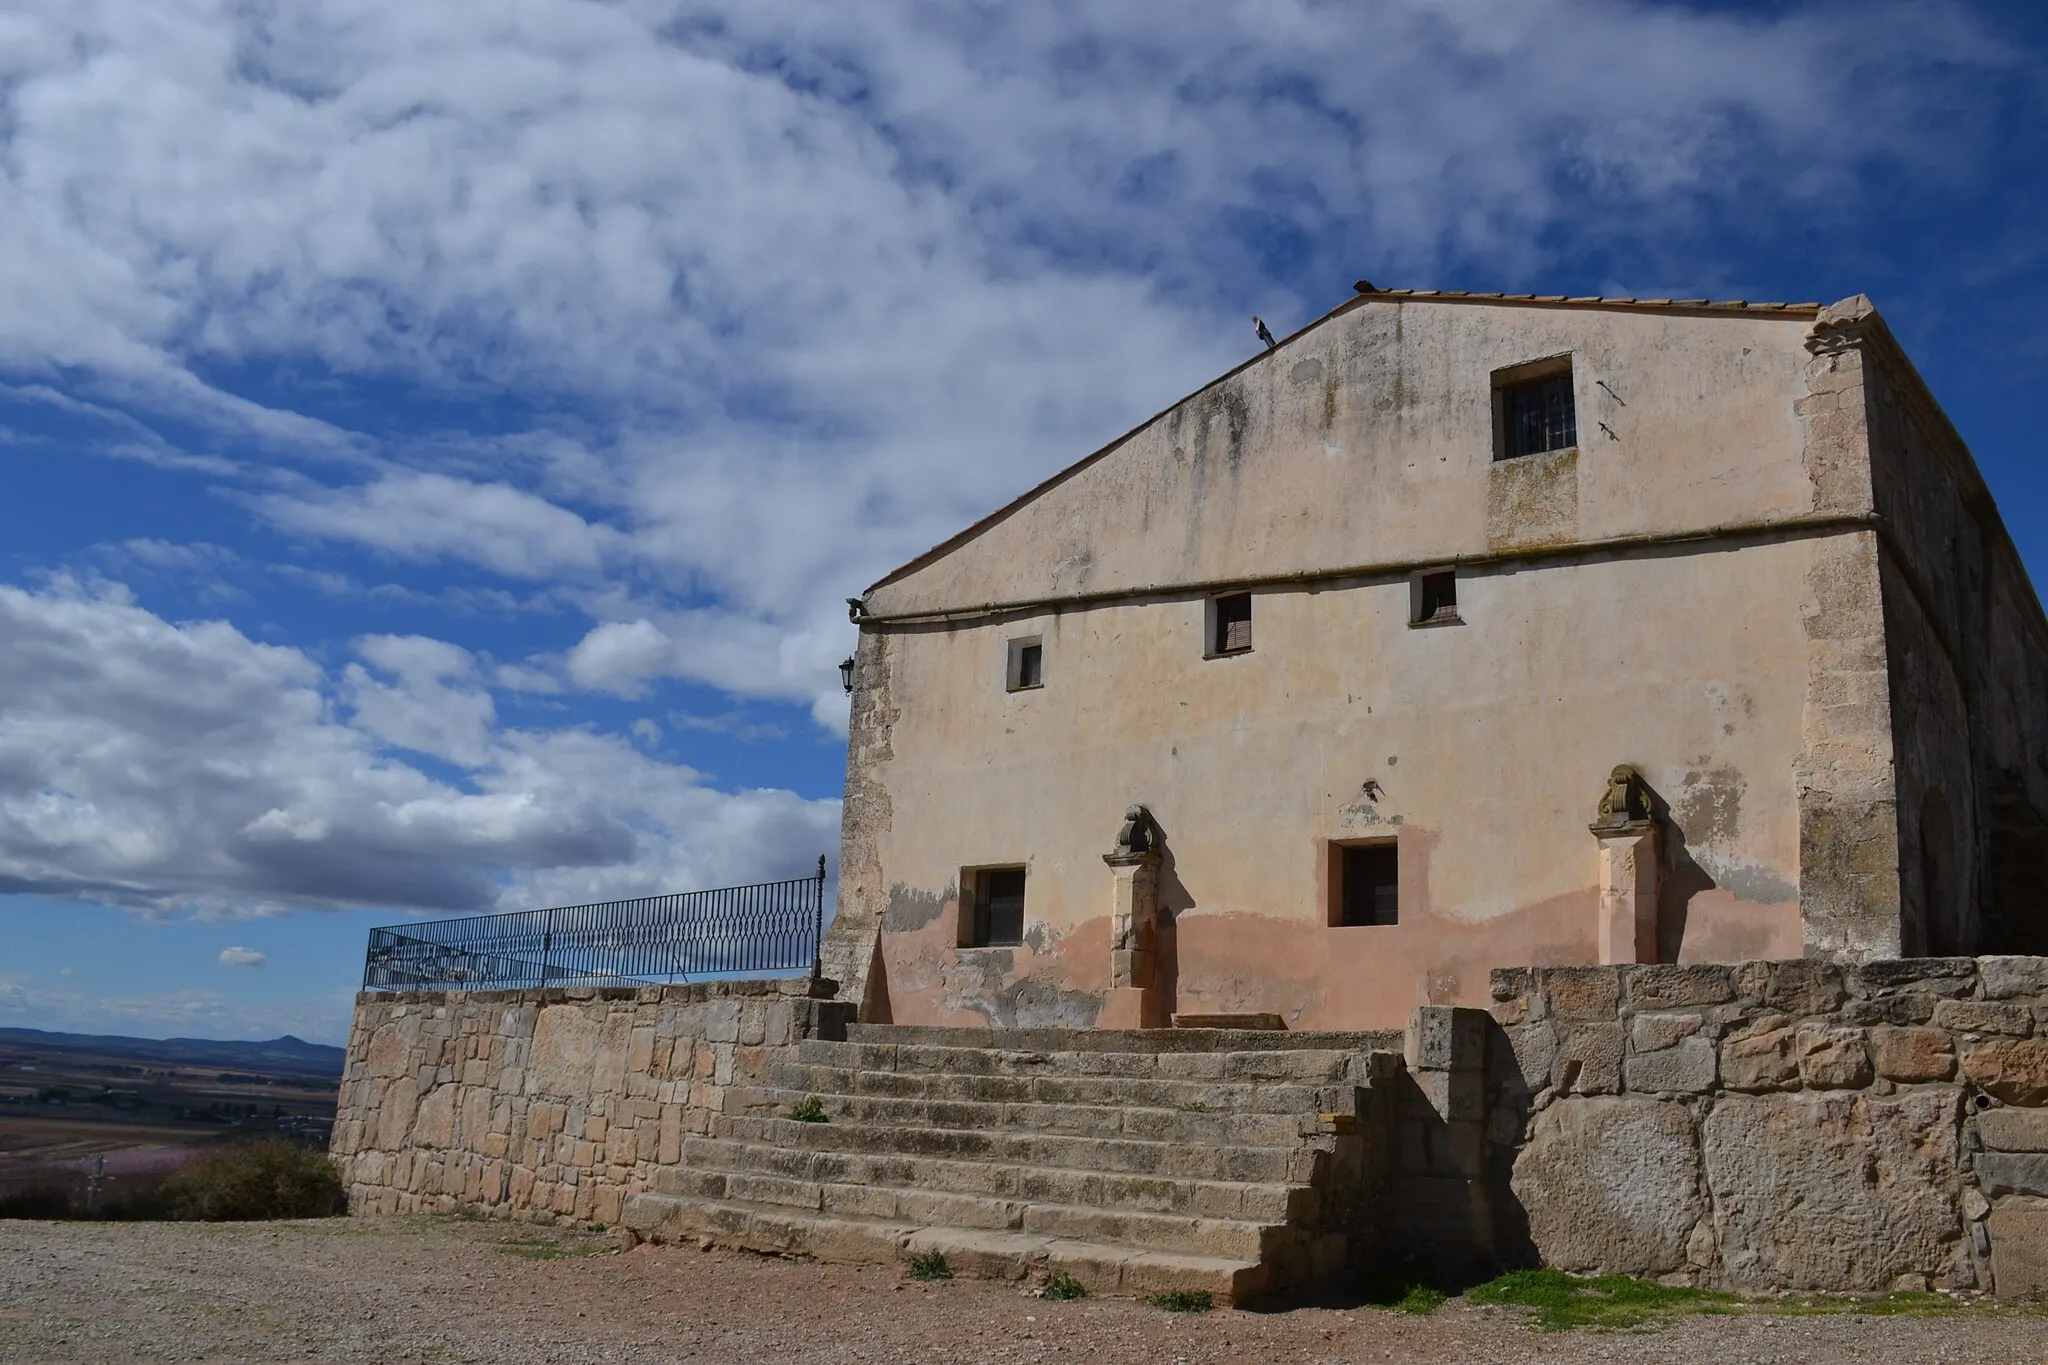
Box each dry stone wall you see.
[1485,956,2048,1295]
[331,980,852,1225]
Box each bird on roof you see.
[1253,316,1276,350]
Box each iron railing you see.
[361,857,828,990]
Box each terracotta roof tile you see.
[1350,289,1822,316]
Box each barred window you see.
[1498,368,1577,460]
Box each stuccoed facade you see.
[822,288,2048,1032]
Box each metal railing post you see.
[539,906,555,986]
[811,854,827,982]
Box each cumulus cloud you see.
[0,579,839,918]
[0,2,2017,922]
[218,946,267,968]
[0,0,2004,727]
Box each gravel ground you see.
[3,1216,2046,1365]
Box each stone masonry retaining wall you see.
[331,956,2048,1297]
[330,980,853,1225]
[1482,956,2048,1296]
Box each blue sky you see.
[1,0,2044,1044]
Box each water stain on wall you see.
[1486,447,1579,550]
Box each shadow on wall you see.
[1646,777,1718,964]
[1154,823,1190,1022]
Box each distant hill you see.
[0,1028,345,1078]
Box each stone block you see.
[1870,1026,1955,1083]
[1624,1036,1716,1095]
[1625,965,1735,1011]
[1429,1121,1486,1177]
[1493,1023,1556,1096]
[1988,1197,2048,1297]
[1980,957,2048,1001]
[1978,1154,2048,1198]
[1703,1090,1963,1291]
[1934,1000,2033,1037]
[1721,1018,1800,1092]
[1842,995,1937,1027]
[1512,1097,1702,1274]
[1739,960,1846,1017]
[1979,1107,2048,1153]
[1411,1068,1486,1122]
[1555,1022,1623,1096]
[1544,967,1622,1021]
[1852,958,1977,998]
[1963,1039,2048,1106]
[1407,1005,1489,1072]
[1797,1026,1873,1090]
[1630,1012,1705,1053]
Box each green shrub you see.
[789,1096,828,1123]
[0,1185,74,1219]
[1147,1289,1213,1313]
[908,1250,952,1282]
[1357,1266,1448,1315]
[146,1140,347,1222]
[1043,1271,1087,1301]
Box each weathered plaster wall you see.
[867,299,1823,616]
[1848,297,2048,955]
[847,538,1813,1032]
[330,981,851,1222]
[1486,957,2048,1294]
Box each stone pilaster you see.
[1594,825,1660,965]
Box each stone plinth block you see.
[1513,1097,1702,1274]
[1701,1090,1962,1292]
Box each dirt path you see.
[2,1216,2045,1364]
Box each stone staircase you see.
[621,1023,1401,1303]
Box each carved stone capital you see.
[1806,293,1878,356]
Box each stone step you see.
[727,1084,1313,1147]
[845,1023,1401,1056]
[649,1163,1283,1260]
[676,1134,1313,1222]
[618,1191,1273,1304]
[770,1058,1348,1114]
[710,1113,1322,1185]
[803,1037,1374,1084]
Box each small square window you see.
[968,866,1026,947]
[1495,361,1577,461]
[1208,593,1252,656]
[1410,570,1459,626]
[1006,636,1044,691]
[1335,843,1398,926]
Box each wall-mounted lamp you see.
[839,656,856,694]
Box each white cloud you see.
[260,474,615,581]
[0,0,2003,732]
[0,578,839,918]
[218,946,267,968]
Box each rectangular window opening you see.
[1495,360,1577,461]
[969,866,1027,947]
[1336,843,1399,927]
[1209,592,1253,656]
[1005,636,1044,691]
[1412,570,1459,626]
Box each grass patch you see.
[908,1250,952,1282]
[789,1096,828,1123]
[1468,1269,1739,1331]
[1147,1289,1213,1313]
[1043,1271,1086,1301]
[1356,1267,1448,1316]
[1174,1100,1211,1113]
[494,1231,609,1261]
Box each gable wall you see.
[869,300,1821,618]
